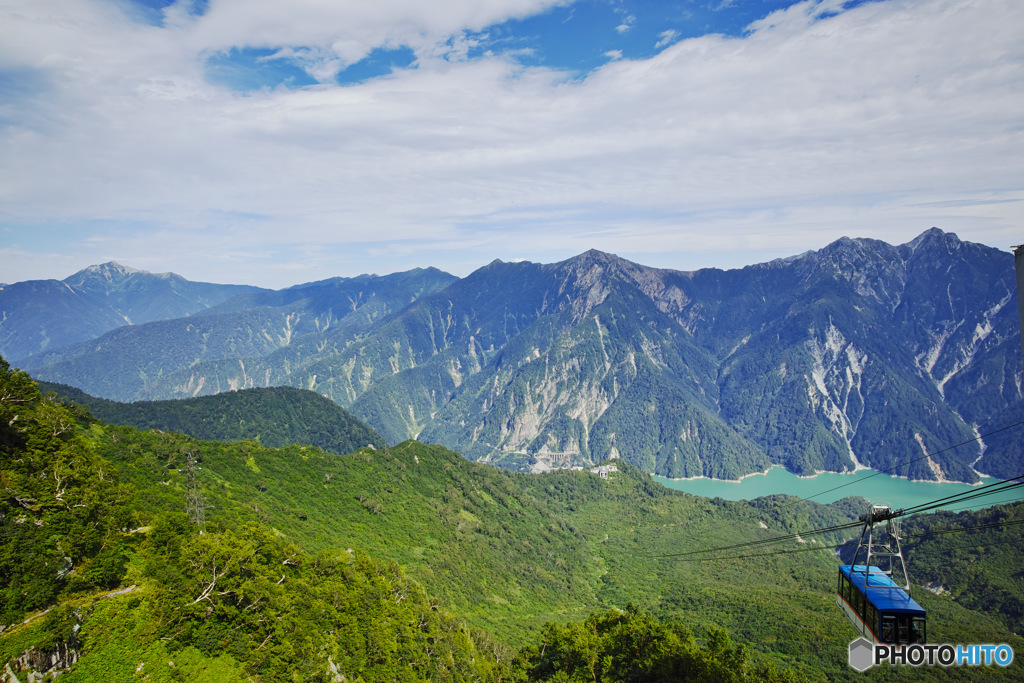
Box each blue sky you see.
[204,1,871,90]
[0,0,1022,288]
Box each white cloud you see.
[0,0,1022,288]
[257,46,348,82]
[185,0,570,58]
[615,14,635,34]
[654,29,678,49]
[604,49,623,60]
[428,31,487,62]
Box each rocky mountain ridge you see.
[14,229,1024,481]
[0,262,266,361]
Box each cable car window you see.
[880,615,896,644]
[898,615,910,644]
[911,617,925,644]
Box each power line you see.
[668,542,846,563]
[899,476,1024,516]
[942,496,1024,513]
[638,420,1024,563]
[637,520,863,559]
[661,516,1024,563]
[902,517,1024,540]
[644,474,1024,561]
[788,419,1024,506]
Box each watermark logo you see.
[848,638,1014,670]
[848,638,874,672]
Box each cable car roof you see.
[839,564,926,614]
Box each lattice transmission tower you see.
[184,450,209,533]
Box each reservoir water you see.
[653,467,1008,511]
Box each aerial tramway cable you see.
[638,454,1024,644]
[898,475,1024,516]
[643,471,1024,561]
[640,520,863,559]
[786,419,1024,507]
[661,518,1024,563]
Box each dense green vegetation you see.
[38,382,386,454]
[903,505,1024,635]
[514,608,802,682]
[4,356,1024,681]
[93,427,596,640]
[0,359,134,624]
[2,359,505,681]
[75,519,501,682]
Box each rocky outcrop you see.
[4,625,80,682]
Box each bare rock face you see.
[7,623,80,681]
[18,229,1024,481]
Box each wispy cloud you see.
[604,49,623,60]
[654,29,679,49]
[616,14,636,34]
[0,0,1021,287]
[257,46,347,82]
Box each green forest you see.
[36,382,387,455]
[3,357,1024,681]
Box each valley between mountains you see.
[3,359,1024,681]
[2,226,1024,681]
[5,228,1022,483]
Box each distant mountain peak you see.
[572,248,622,264]
[906,227,963,253]
[553,249,637,276]
[65,261,153,286]
[88,261,145,275]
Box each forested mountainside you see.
[18,229,1024,481]
[0,262,265,362]
[3,357,1023,682]
[21,266,458,400]
[37,382,386,454]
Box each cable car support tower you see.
[850,504,910,592]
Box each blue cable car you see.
[836,505,926,644]
[837,564,926,644]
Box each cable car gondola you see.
[836,504,926,645]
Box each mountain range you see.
[8,228,1023,482]
[0,261,265,362]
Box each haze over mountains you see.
[6,228,1022,482]
[0,261,265,362]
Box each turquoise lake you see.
[653,467,1009,511]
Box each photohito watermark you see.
[848,638,1014,672]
